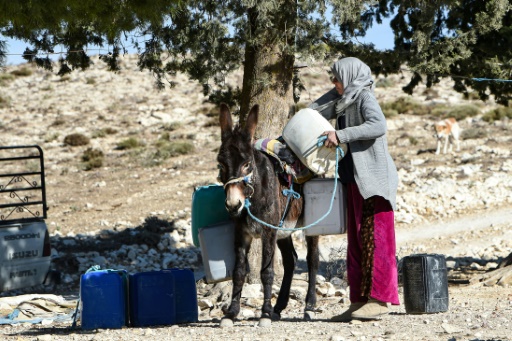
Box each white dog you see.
[434,117,461,155]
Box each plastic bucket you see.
[80,270,128,329]
[282,108,346,175]
[402,254,449,314]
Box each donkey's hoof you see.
[304,310,316,321]
[271,312,281,321]
[219,318,234,328]
[258,317,272,328]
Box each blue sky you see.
[2,19,395,66]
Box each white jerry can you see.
[303,178,347,236]
[282,108,347,175]
[198,221,236,283]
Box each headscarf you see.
[331,57,374,115]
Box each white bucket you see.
[198,221,235,283]
[282,108,346,175]
[303,178,347,236]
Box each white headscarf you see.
[331,57,374,115]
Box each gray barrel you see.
[402,254,449,314]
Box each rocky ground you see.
[0,55,511,340]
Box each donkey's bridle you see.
[223,171,255,198]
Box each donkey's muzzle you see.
[225,199,243,216]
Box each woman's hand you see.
[321,131,339,148]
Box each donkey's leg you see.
[258,228,278,327]
[304,235,320,320]
[221,231,252,327]
[272,235,297,320]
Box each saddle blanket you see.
[254,137,313,185]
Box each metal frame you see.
[0,145,47,223]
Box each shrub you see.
[51,118,66,126]
[64,133,90,146]
[82,148,104,170]
[10,67,33,77]
[203,117,220,127]
[0,73,15,86]
[380,97,430,116]
[116,137,142,150]
[482,106,512,123]
[325,244,348,283]
[444,104,481,120]
[154,140,195,159]
[461,127,487,140]
[375,77,395,88]
[92,127,118,138]
[163,122,183,131]
[382,108,398,118]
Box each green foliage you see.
[142,140,195,166]
[1,0,512,110]
[461,127,488,140]
[375,78,395,88]
[0,72,15,86]
[482,106,512,123]
[63,133,90,146]
[92,127,118,138]
[10,67,33,77]
[81,147,104,170]
[116,137,142,150]
[431,104,481,120]
[380,97,430,116]
[154,140,194,158]
[163,122,182,131]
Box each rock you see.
[198,299,213,309]
[441,323,463,333]
[241,283,263,298]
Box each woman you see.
[309,57,399,321]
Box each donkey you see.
[216,103,319,327]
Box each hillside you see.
[0,55,511,340]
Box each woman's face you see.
[331,76,344,95]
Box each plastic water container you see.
[282,108,347,175]
[80,270,128,330]
[199,221,235,283]
[303,178,346,236]
[129,270,176,327]
[402,254,449,314]
[191,184,231,247]
[165,268,198,324]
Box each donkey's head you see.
[217,103,259,217]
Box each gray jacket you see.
[309,87,398,211]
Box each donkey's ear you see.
[219,103,233,136]
[245,104,259,139]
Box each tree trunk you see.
[239,6,296,284]
[238,9,296,138]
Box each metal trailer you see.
[0,145,52,292]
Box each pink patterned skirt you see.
[345,183,400,305]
